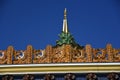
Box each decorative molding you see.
[0,63,120,74]
[0,44,120,64]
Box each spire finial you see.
[62,8,68,33]
[56,8,84,49]
[64,8,67,19]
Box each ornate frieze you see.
[0,44,120,64]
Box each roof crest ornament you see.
[56,8,83,49]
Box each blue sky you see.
[0,0,120,50]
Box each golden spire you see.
[64,8,67,19]
[62,8,69,33]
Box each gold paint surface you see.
[0,64,120,74]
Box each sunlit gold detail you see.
[62,8,69,33]
[0,64,120,74]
